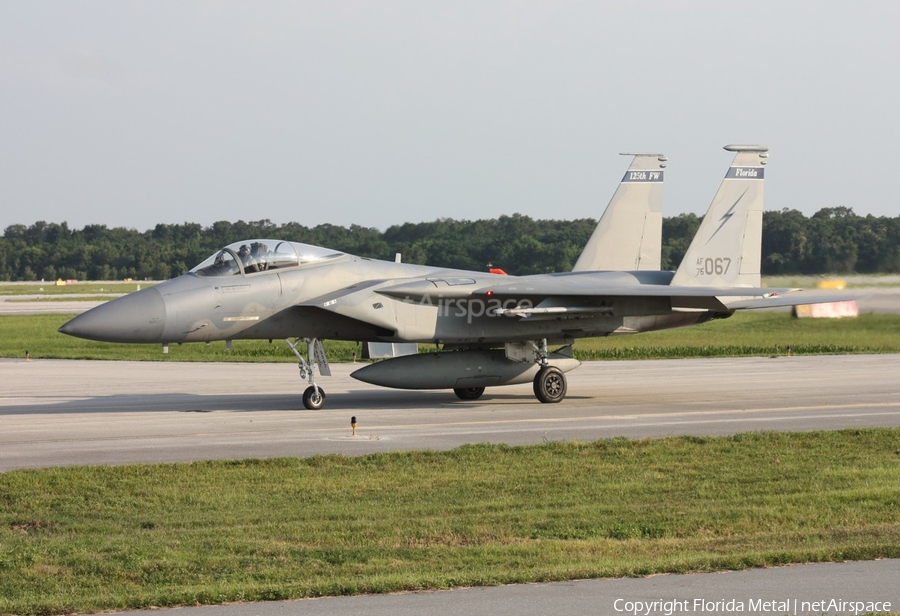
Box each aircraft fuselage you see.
[59,251,713,347]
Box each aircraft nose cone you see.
[59,287,166,343]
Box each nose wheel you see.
[302,385,326,410]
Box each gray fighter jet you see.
[59,146,837,409]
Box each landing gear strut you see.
[286,337,331,410]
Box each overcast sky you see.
[2,1,898,234]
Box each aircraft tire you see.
[533,366,566,403]
[454,386,486,400]
[302,386,326,410]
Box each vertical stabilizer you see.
[572,153,666,271]
[671,145,768,288]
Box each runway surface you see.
[3,354,899,470]
[116,559,899,616]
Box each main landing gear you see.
[453,386,486,400]
[495,338,569,404]
[531,339,567,404]
[286,337,331,410]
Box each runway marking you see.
[354,401,900,431]
[4,405,899,447]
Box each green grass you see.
[2,312,899,363]
[0,314,365,362]
[1,430,899,614]
[574,312,900,360]
[762,275,900,289]
[5,296,123,303]
[0,282,151,296]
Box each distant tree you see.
[806,207,859,273]
[762,208,809,274]
[661,213,701,271]
[3,211,900,281]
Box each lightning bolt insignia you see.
[706,187,749,244]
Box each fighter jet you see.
[59,145,838,409]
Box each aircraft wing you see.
[375,273,790,306]
[298,272,795,327]
[296,270,861,336]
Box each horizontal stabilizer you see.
[723,290,862,310]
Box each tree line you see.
[1,206,899,281]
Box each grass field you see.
[1,430,898,614]
[2,312,899,363]
[4,296,123,303]
[0,282,149,296]
[762,274,900,289]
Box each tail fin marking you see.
[671,145,768,288]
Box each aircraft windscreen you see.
[191,240,343,277]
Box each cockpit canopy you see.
[190,240,344,277]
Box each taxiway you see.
[3,354,899,470]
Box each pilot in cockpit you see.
[248,242,268,272]
[236,244,258,273]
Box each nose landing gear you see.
[286,337,331,410]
